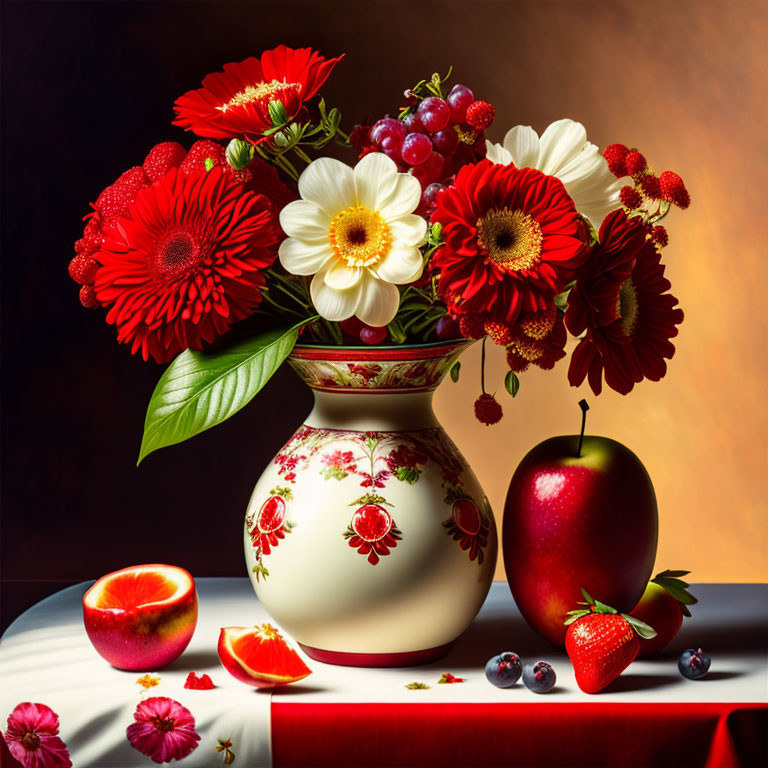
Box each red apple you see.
[503,428,658,647]
[630,569,696,657]
[83,564,198,670]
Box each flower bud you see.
[226,139,254,170]
[268,99,288,126]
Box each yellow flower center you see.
[617,278,639,337]
[476,207,543,271]
[218,80,300,112]
[329,205,391,267]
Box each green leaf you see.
[622,614,657,640]
[681,604,692,618]
[504,371,520,397]
[658,580,698,605]
[450,361,461,382]
[593,599,618,614]
[138,322,306,464]
[654,569,691,579]
[563,611,589,626]
[580,587,594,605]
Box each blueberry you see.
[678,648,711,679]
[523,661,557,693]
[484,652,522,688]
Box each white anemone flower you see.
[486,118,627,229]
[278,153,427,326]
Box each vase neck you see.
[304,390,439,432]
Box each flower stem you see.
[481,336,487,394]
[293,146,314,165]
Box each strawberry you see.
[179,140,226,176]
[143,141,186,182]
[564,588,656,694]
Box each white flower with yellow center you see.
[279,153,427,326]
[486,118,628,229]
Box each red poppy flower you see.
[432,160,588,324]
[566,210,684,395]
[93,166,279,363]
[173,46,343,143]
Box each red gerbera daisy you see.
[173,46,343,143]
[566,210,684,395]
[431,160,588,324]
[93,166,279,363]
[4,702,71,768]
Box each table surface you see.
[1,580,766,767]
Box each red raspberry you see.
[624,150,647,176]
[459,314,485,339]
[659,171,690,209]
[474,393,503,425]
[74,238,89,255]
[602,144,628,177]
[184,672,215,690]
[230,167,253,185]
[143,141,187,182]
[619,186,643,210]
[465,101,495,130]
[79,284,100,309]
[82,216,103,251]
[638,173,662,200]
[651,225,669,247]
[95,166,150,224]
[68,254,99,285]
[484,320,513,346]
[179,140,226,176]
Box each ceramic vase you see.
[244,340,496,667]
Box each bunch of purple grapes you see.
[365,84,492,212]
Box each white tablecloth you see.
[1,581,766,766]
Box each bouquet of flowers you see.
[67,46,687,461]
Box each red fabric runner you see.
[272,702,767,767]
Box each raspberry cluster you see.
[69,140,293,308]
[353,82,493,213]
[602,143,690,249]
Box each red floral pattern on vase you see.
[442,498,491,564]
[3,703,71,768]
[126,696,200,764]
[344,500,403,565]
[246,488,294,582]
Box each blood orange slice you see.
[83,564,198,670]
[218,624,312,688]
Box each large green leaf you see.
[138,322,306,464]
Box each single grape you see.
[340,317,363,339]
[485,652,522,688]
[422,182,447,208]
[522,661,557,694]
[412,151,445,187]
[435,314,460,340]
[403,113,427,134]
[432,127,459,155]
[371,117,406,146]
[417,97,451,132]
[379,135,403,162]
[360,324,388,345]
[447,84,475,122]
[402,133,433,166]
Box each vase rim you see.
[292,338,473,354]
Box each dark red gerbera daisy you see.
[566,209,684,395]
[173,46,343,143]
[431,160,588,324]
[93,166,279,363]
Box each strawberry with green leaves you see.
[630,569,697,657]
[564,588,656,694]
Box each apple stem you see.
[480,336,487,394]
[577,399,589,458]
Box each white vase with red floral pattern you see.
[244,340,497,667]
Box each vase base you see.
[298,641,454,668]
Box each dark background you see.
[3,0,765,632]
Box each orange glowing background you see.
[424,0,768,583]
